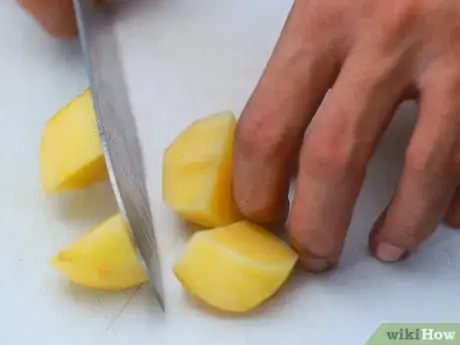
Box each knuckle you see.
[438,74,460,99]
[287,0,348,55]
[300,128,364,183]
[404,147,432,177]
[305,144,349,180]
[405,138,460,178]
[235,112,290,161]
[381,0,420,34]
[373,0,422,51]
[307,1,345,31]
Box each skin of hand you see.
[18,0,78,37]
[21,0,460,271]
[233,0,460,271]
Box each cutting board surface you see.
[1,1,459,344]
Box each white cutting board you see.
[1,0,459,344]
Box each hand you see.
[233,0,460,271]
[22,0,460,270]
[18,0,78,37]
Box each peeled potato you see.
[39,89,108,194]
[173,221,298,312]
[51,213,146,291]
[163,111,242,228]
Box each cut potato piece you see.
[40,89,108,194]
[173,221,298,312]
[163,111,242,228]
[51,213,146,291]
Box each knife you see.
[73,0,165,310]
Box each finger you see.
[289,49,411,271]
[233,1,341,223]
[18,0,78,37]
[444,187,460,228]
[370,78,460,262]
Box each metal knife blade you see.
[73,0,164,310]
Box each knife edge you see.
[73,0,165,310]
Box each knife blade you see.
[73,0,164,310]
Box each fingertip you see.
[369,233,410,263]
[42,22,78,38]
[18,0,78,38]
[233,191,288,224]
[374,242,408,263]
[297,255,335,272]
[443,213,460,229]
[289,236,337,273]
[368,212,410,263]
[444,189,460,228]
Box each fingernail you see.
[375,242,406,262]
[299,256,332,272]
[291,238,333,272]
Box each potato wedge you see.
[163,111,242,228]
[173,221,298,312]
[51,213,146,291]
[39,89,108,194]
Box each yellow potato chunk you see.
[173,221,298,312]
[40,89,108,194]
[51,213,147,291]
[163,111,242,228]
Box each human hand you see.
[233,0,460,271]
[21,0,460,271]
[18,0,78,37]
